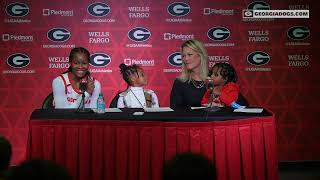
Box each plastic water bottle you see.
[97,93,105,114]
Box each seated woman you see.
[201,62,249,108]
[117,63,159,108]
[170,39,209,108]
[52,47,101,109]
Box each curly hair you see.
[210,63,237,83]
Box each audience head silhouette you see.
[6,159,72,180]
[0,136,12,178]
[163,152,216,180]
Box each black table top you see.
[30,107,273,122]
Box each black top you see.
[170,79,206,108]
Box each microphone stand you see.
[204,87,220,112]
[76,84,92,113]
[79,92,85,110]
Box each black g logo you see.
[168,52,182,66]
[167,2,190,16]
[247,51,270,66]
[87,2,110,17]
[207,27,230,41]
[90,53,111,67]
[6,2,29,17]
[7,53,30,68]
[247,1,270,10]
[287,26,310,40]
[128,27,151,42]
[47,28,71,42]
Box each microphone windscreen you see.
[219,82,240,106]
[79,79,88,92]
[206,79,214,90]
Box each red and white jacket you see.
[52,72,101,109]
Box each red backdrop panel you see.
[0,0,319,164]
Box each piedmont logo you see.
[167,2,190,16]
[7,53,30,68]
[247,1,270,10]
[203,8,234,16]
[6,2,29,17]
[87,2,110,17]
[207,27,230,41]
[47,28,71,42]
[287,26,310,40]
[168,52,182,66]
[163,33,194,41]
[42,9,73,16]
[247,51,270,66]
[128,27,151,42]
[90,53,111,67]
[2,33,33,42]
[124,58,154,66]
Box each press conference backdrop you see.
[0,0,319,164]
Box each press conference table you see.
[27,108,278,180]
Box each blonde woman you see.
[170,39,209,108]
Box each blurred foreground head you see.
[163,152,216,180]
[7,159,72,180]
[0,135,12,177]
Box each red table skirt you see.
[27,117,277,180]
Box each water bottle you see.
[97,93,105,114]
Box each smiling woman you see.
[52,47,102,109]
[170,39,209,108]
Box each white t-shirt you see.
[52,72,101,109]
[117,86,159,108]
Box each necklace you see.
[191,79,205,89]
[130,89,145,108]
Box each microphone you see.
[76,74,94,113]
[219,83,245,109]
[79,78,87,93]
[203,79,220,112]
[77,78,88,112]
[206,79,214,106]
[206,79,214,92]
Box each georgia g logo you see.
[247,1,270,10]
[168,52,182,66]
[7,53,30,68]
[287,26,310,40]
[167,2,190,17]
[47,28,71,42]
[207,27,230,41]
[247,51,270,66]
[128,27,151,42]
[90,53,111,67]
[6,2,29,17]
[87,2,111,17]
